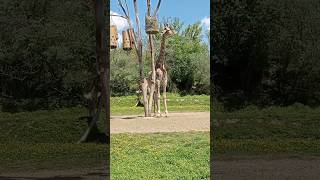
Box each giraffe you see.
[153,24,175,117]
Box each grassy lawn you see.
[111,132,209,180]
[0,94,209,143]
[0,108,108,172]
[212,105,320,158]
[2,94,320,175]
[111,93,209,115]
[1,94,320,174]
[0,94,210,177]
[213,139,320,159]
[0,143,108,172]
[0,133,210,179]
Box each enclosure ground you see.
[111,112,209,134]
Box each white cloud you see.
[110,11,129,45]
[117,33,123,45]
[201,17,210,30]
[110,11,129,31]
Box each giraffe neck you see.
[156,35,167,69]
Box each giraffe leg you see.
[156,79,161,117]
[142,79,149,117]
[163,74,168,117]
[153,90,156,116]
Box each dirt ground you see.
[212,158,320,180]
[111,112,210,134]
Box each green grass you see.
[212,105,320,139]
[212,105,320,157]
[111,93,209,115]
[3,94,320,174]
[0,94,210,175]
[0,143,108,172]
[0,94,209,143]
[0,107,109,171]
[0,133,210,179]
[111,132,209,180]
[213,139,320,159]
[0,108,89,143]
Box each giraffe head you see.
[160,24,175,37]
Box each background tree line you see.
[111,18,210,96]
[212,0,320,110]
[0,0,210,112]
[0,0,96,112]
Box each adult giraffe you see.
[153,24,175,117]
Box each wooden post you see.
[133,0,149,116]
[147,0,156,116]
[78,0,109,144]
[95,0,109,139]
[116,0,162,117]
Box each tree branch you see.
[147,0,151,15]
[124,0,130,17]
[133,0,142,50]
[117,0,129,17]
[153,0,161,16]
[110,14,128,20]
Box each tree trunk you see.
[147,34,156,116]
[133,0,149,117]
[146,0,156,117]
[142,78,149,117]
[95,0,109,139]
[78,0,109,144]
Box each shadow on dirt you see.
[121,116,142,119]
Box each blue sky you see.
[110,0,210,42]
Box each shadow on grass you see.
[0,172,109,180]
[0,176,83,180]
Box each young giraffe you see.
[153,24,175,117]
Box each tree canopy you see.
[212,0,320,109]
[0,0,209,112]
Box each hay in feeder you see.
[122,30,131,51]
[145,16,159,34]
[110,25,118,49]
[127,28,135,48]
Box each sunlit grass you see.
[111,93,209,115]
[0,94,209,173]
[111,132,210,180]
